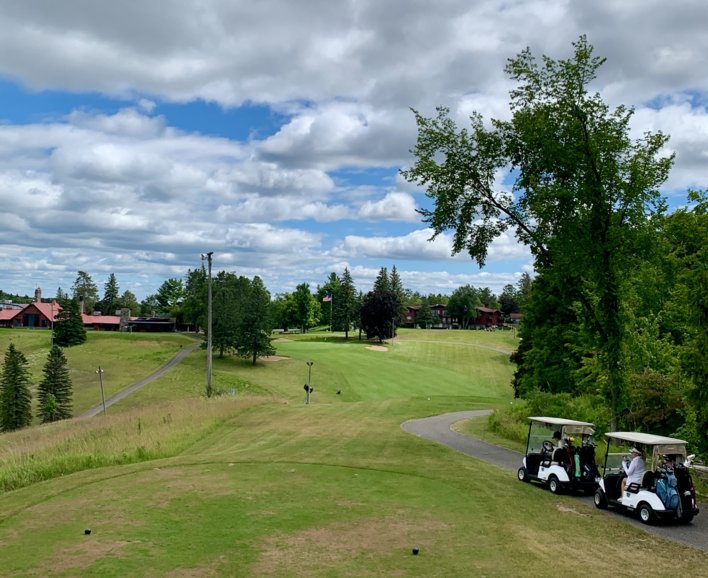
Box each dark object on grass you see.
[412,547,419,555]
[336,390,341,395]
[84,528,92,535]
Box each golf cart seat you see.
[641,471,655,490]
[552,448,569,464]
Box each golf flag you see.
[322,295,332,302]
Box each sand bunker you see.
[366,345,388,352]
[261,356,289,361]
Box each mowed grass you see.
[0,330,198,415]
[0,328,706,576]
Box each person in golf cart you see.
[517,417,599,494]
[619,447,645,498]
[594,432,700,524]
[553,430,565,449]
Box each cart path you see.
[79,342,201,418]
[402,410,708,553]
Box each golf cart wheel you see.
[594,488,607,509]
[638,503,654,525]
[548,475,560,494]
[517,467,529,482]
[681,513,694,524]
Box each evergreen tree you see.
[53,299,87,347]
[338,268,358,339]
[101,273,120,315]
[416,297,435,328]
[389,265,407,326]
[71,271,99,314]
[360,290,400,342]
[0,344,33,431]
[37,345,73,422]
[373,267,390,293]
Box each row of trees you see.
[0,344,73,432]
[403,37,706,454]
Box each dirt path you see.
[402,410,707,553]
[79,342,201,418]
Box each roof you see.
[27,301,61,320]
[605,432,688,446]
[0,301,61,321]
[528,416,595,427]
[475,306,500,313]
[0,309,18,321]
[83,315,121,325]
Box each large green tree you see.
[0,344,33,432]
[211,272,246,357]
[156,278,185,316]
[53,299,87,347]
[292,283,318,334]
[71,271,99,314]
[403,37,673,428]
[660,190,708,453]
[337,268,359,339]
[360,290,400,342]
[119,290,140,316]
[37,345,73,422]
[446,285,480,329]
[182,266,207,331]
[100,273,120,315]
[235,276,275,365]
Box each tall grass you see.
[0,396,263,492]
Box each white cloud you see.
[358,192,418,221]
[0,1,704,299]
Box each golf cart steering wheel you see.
[543,441,554,452]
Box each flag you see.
[322,295,332,302]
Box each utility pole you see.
[201,252,214,397]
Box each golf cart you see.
[594,432,700,524]
[517,417,599,494]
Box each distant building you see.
[0,288,175,332]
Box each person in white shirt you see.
[620,447,646,496]
[553,431,565,449]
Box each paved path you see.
[80,342,201,418]
[402,410,707,553]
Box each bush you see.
[489,390,612,446]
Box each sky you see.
[0,1,706,302]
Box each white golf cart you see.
[517,417,599,494]
[594,432,700,524]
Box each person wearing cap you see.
[553,431,565,449]
[620,447,646,497]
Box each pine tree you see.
[37,345,73,422]
[101,273,120,315]
[53,299,87,347]
[0,344,33,432]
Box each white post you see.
[96,367,106,416]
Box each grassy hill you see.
[0,328,705,576]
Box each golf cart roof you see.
[528,417,595,427]
[605,432,688,446]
